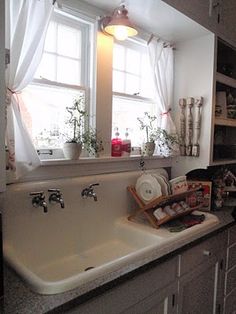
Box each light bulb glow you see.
[113,25,129,41]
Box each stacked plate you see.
[135,169,171,204]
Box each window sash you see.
[37,10,91,87]
[112,40,153,98]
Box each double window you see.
[21,9,157,158]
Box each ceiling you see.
[80,0,210,43]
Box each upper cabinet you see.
[212,39,236,165]
[217,0,236,46]
[162,0,236,46]
[162,0,215,29]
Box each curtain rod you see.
[147,33,175,49]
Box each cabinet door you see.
[224,287,236,314]
[178,256,224,314]
[122,282,178,314]
[218,0,236,46]
[162,0,215,31]
[64,257,178,314]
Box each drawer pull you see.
[203,250,211,256]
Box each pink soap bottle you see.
[111,127,122,157]
[122,128,131,156]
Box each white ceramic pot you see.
[143,142,155,157]
[63,142,82,160]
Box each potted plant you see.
[137,112,158,156]
[63,95,87,160]
[137,112,179,157]
[82,128,104,157]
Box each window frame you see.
[23,8,95,156]
[112,38,157,146]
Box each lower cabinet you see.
[66,256,178,314]
[65,227,236,314]
[178,255,225,314]
[224,225,236,314]
[178,230,227,314]
[122,282,178,314]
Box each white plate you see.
[152,174,170,196]
[135,173,162,204]
[152,168,169,180]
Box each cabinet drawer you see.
[180,231,227,276]
[228,225,236,246]
[225,266,236,295]
[227,243,236,270]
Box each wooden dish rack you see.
[127,185,202,229]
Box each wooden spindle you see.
[179,98,186,156]
[192,97,203,157]
[186,97,194,156]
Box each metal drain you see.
[84,266,95,271]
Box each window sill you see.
[16,155,172,182]
[40,155,171,165]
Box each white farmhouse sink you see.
[4,219,166,294]
[2,171,220,295]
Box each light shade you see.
[101,5,138,41]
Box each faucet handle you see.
[30,191,47,213]
[30,191,44,197]
[48,188,61,194]
[48,189,64,208]
[89,183,99,189]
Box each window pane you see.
[57,56,81,85]
[125,73,139,95]
[113,44,125,70]
[58,24,81,59]
[21,85,85,149]
[44,21,57,53]
[113,70,125,92]
[126,48,140,75]
[35,53,56,81]
[112,41,154,98]
[112,96,158,147]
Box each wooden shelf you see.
[216,72,236,89]
[215,117,236,127]
[127,186,202,229]
[211,159,236,166]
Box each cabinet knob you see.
[203,250,211,256]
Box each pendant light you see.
[100,4,138,41]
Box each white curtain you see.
[5,0,54,178]
[148,38,179,156]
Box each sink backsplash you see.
[3,170,149,258]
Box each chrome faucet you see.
[48,189,65,208]
[81,183,99,201]
[30,191,48,213]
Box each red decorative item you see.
[111,128,122,157]
[122,128,131,156]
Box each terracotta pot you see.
[143,142,155,157]
[63,142,82,160]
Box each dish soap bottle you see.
[122,128,131,156]
[111,127,122,157]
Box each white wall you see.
[0,0,5,192]
[171,33,215,178]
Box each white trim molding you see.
[9,156,172,183]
